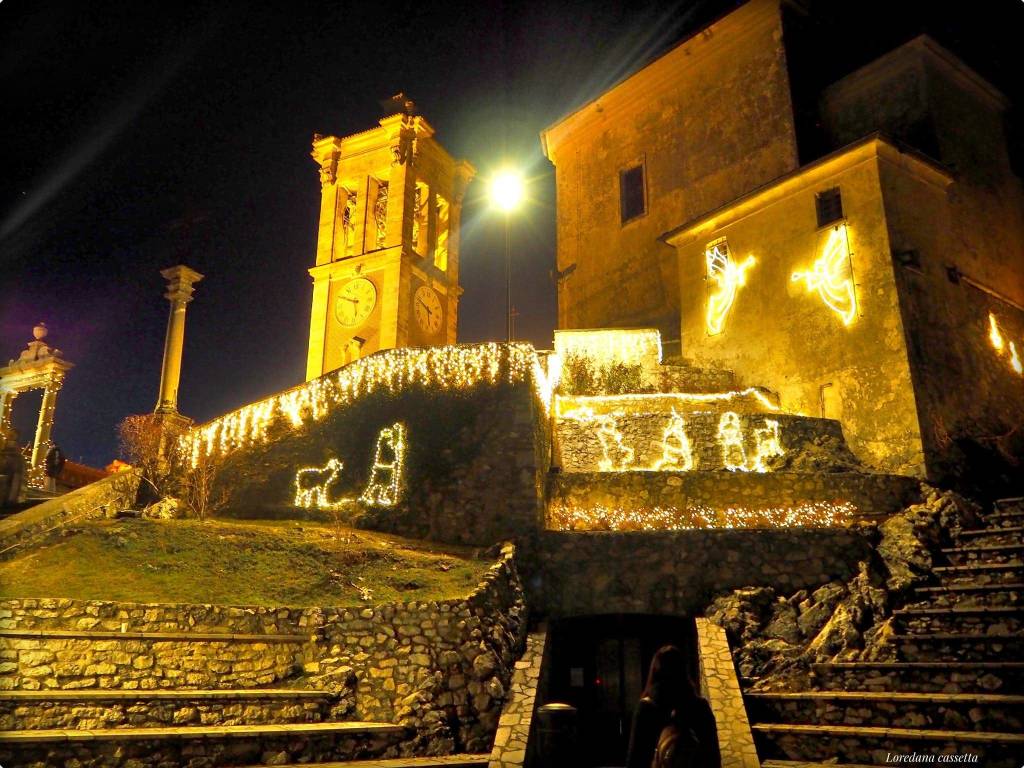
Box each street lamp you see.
[490,169,524,342]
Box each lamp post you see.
[490,169,524,342]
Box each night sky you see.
[2,1,1022,467]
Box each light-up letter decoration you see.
[791,224,857,325]
[360,422,407,507]
[653,408,695,471]
[705,240,756,336]
[717,412,748,471]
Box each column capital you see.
[160,265,204,303]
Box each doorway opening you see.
[545,613,697,768]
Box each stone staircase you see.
[0,624,488,767]
[745,497,1024,768]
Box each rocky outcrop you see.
[706,487,980,689]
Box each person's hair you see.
[642,645,699,707]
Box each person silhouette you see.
[625,645,720,768]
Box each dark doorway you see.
[546,613,696,768]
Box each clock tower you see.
[305,105,475,380]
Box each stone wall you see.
[524,529,871,619]
[202,351,548,547]
[0,630,305,691]
[310,544,527,752]
[880,154,1024,492]
[0,545,527,753]
[555,408,849,473]
[542,0,799,340]
[671,144,928,477]
[548,471,922,529]
[0,469,141,559]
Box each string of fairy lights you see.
[181,343,554,467]
[988,312,1023,376]
[548,500,857,531]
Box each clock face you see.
[414,285,443,335]
[334,278,377,327]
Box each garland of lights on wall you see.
[181,343,556,467]
[559,405,786,473]
[549,501,857,531]
[791,224,858,326]
[988,312,1023,375]
[705,241,756,336]
[293,422,408,510]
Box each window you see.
[619,164,646,223]
[815,187,844,228]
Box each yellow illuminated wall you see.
[669,139,928,476]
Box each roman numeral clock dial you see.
[414,285,443,336]
[334,278,377,327]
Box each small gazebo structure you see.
[0,323,74,489]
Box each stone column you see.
[0,390,16,446]
[29,376,62,486]
[155,265,204,414]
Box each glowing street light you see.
[490,170,524,212]
[490,169,525,342]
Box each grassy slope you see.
[0,518,489,607]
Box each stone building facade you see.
[542,0,1024,483]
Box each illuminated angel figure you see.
[653,408,695,471]
[749,419,784,473]
[705,243,756,336]
[294,458,345,509]
[791,225,858,326]
[360,422,408,507]
[988,313,1005,352]
[717,411,748,472]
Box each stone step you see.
[751,722,1024,767]
[893,633,1024,662]
[762,761,877,768]
[933,562,1023,587]
[941,543,1024,565]
[810,661,1024,694]
[0,688,334,730]
[955,528,1024,549]
[993,497,1024,512]
[0,628,307,691]
[893,605,1023,634]
[249,756,491,768]
[746,691,1024,732]
[911,582,1022,608]
[959,525,1024,538]
[987,510,1024,528]
[0,721,405,767]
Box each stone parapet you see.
[696,618,760,768]
[0,469,141,559]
